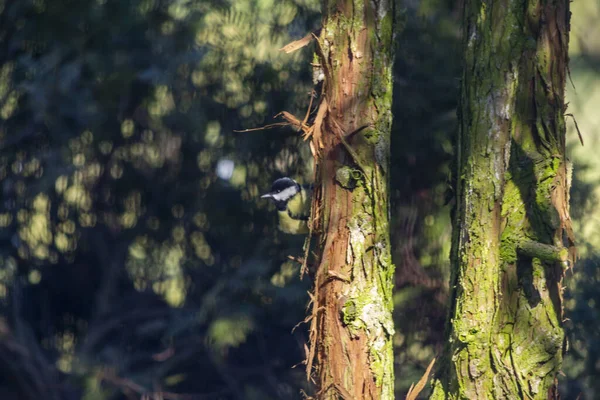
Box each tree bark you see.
[431,0,574,398]
[305,1,396,399]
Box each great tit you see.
[261,177,313,234]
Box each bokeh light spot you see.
[216,159,234,180]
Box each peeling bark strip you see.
[430,0,573,398]
[304,1,396,399]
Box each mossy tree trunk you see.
[304,1,395,399]
[430,0,574,398]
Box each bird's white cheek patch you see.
[272,186,298,201]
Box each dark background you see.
[0,0,598,399]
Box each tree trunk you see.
[431,0,574,398]
[305,1,395,399]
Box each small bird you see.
[261,177,312,234]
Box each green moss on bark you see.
[431,0,572,398]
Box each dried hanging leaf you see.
[308,140,317,158]
[405,358,436,400]
[277,111,311,134]
[301,90,315,129]
[302,126,314,141]
[279,32,314,54]
[311,98,328,153]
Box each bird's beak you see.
[261,193,273,199]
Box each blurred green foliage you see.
[0,0,598,399]
[0,0,318,398]
[560,1,600,398]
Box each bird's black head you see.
[270,177,298,193]
[261,177,300,211]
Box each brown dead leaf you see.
[406,358,436,400]
[280,32,314,54]
[277,111,304,130]
[301,90,315,130]
[309,141,317,158]
[311,98,328,153]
